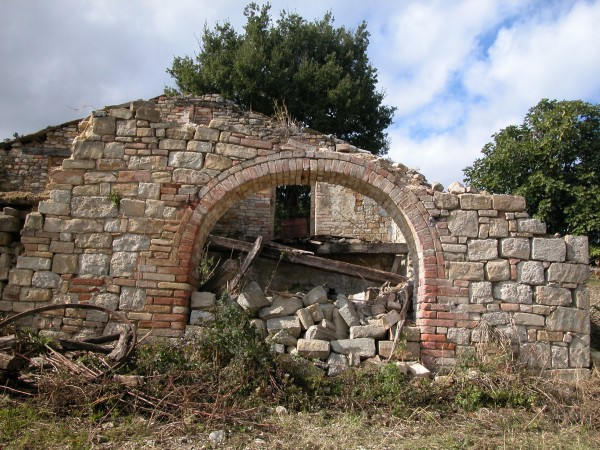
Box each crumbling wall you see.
[0,95,590,377]
[212,189,275,239]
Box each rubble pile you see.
[188,281,422,376]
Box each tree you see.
[464,99,600,256]
[167,3,396,155]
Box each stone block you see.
[296,308,314,330]
[38,201,70,215]
[159,139,186,150]
[408,363,431,378]
[535,286,572,306]
[190,310,214,324]
[266,316,301,338]
[138,182,161,199]
[569,335,590,368]
[109,108,133,120]
[485,260,510,281]
[20,287,52,302]
[565,235,588,264]
[303,286,328,306]
[194,126,220,141]
[191,291,216,309]
[259,295,303,320]
[307,304,324,322]
[71,197,118,218]
[433,192,459,210]
[0,215,20,232]
[469,281,493,303]
[104,142,125,158]
[73,140,104,159]
[481,311,510,325]
[236,281,270,313]
[75,233,112,249]
[91,116,116,135]
[110,252,138,277]
[116,120,136,136]
[492,194,526,211]
[349,325,387,339]
[305,324,336,340]
[215,143,258,159]
[112,234,150,251]
[187,141,213,152]
[204,153,233,170]
[517,261,544,285]
[448,262,484,280]
[517,219,546,235]
[119,199,146,217]
[331,338,376,358]
[551,346,569,369]
[250,319,267,338]
[513,312,544,326]
[31,271,61,288]
[546,307,588,333]
[467,239,498,261]
[269,330,298,346]
[168,151,204,169]
[459,194,492,210]
[488,219,509,238]
[492,282,532,304]
[447,327,471,345]
[9,269,33,286]
[531,238,566,262]
[447,210,478,237]
[547,263,589,284]
[338,303,360,327]
[519,342,551,369]
[23,212,43,231]
[574,286,589,309]
[52,254,78,274]
[297,339,330,359]
[172,168,211,184]
[500,238,530,259]
[136,107,160,122]
[79,253,110,276]
[327,353,349,376]
[17,256,52,271]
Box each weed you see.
[108,190,121,208]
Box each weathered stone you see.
[459,194,492,210]
[531,238,566,262]
[250,319,267,338]
[135,107,160,122]
[408,362,431,378]
[297,339,330,359]
[190,310,215,324]
[186,140,213,152]
[485,260,510,281]
[517,219,546,235]
[492,282,532,304]
[119,199,146,216]
[467,239,498,261]
[517,261,545,285]
[513,312,544,326]
[110,108,133,120]
[20,287,52,302]
[547,263,589,284]
[110,252,138,277]
[447,327,471,345]
[23,212,43,231]
[327,353,348,376]
[433,192,459,210]
[159,139,186,150]
[112,234,150,251]
[448,262,484,280]
[191,291,216,309]
[0,215,20,232]
[447,210,478,237]
[71,197,118,218]
[116,120,136,136]
[469,281,493,303]
[338,303,360,327]
[447,181,466,194]
[204,153,232,170]
[38,200,70,215]
[168,151,204,169]
[331,338,376,358]
[52,254,78,274]
[535,286,572,306]
[296,308,315,330]
[349,325,387,339]
[488,219,509,238]
[305,324,336,340]
[17,256,52,271]
[79,253,110,276]
[307,303,324,322]
[303,285,328,306]
[194,126,220,141]
[519,342,551,369]
[172,168,211,184]
[138,182,160,199]
[119,287,146,311]
[215,143,258,159]
[91,116,116,135]
[481,311,510,325]
[9,269,33,286]
[492,194,526,211]
[259,295,303,320]
[546,307,589,333]
[73,140,104,159]
[236,281,270,313]
[270,329,298,346]
[332,308,349,339]
[75,233,112,249]
[500,238,530,259]
[266,316,301,338]
[565,235,588,264]
[574,286,589,309]
[551,346,569,369]
[569,334,590,368]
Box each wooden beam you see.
[207,235,407,285]
[313,241,408,255]
[228,236,263,292]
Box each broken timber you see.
[311,241,408,255]
[207,235,408,285]
[228,236,263,292]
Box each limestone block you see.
[349,325,387,339]
[569,334,590,368]
[135,107,160,122]
[190,310,215,324]
[117,287,146,312]
[447,181,466,194]
[110,252,138,277]
[75,233,112,249]
[17,256,52,271]
[31,271,61,288]
[138,182,161,199]
[236,281,270,313]
[459,194,492,210]
[23,212,43,231]
[266,316,301,338]
[448,262,484,280]
[500,238,530,259]
[488,219,509,238]
[251,319,267,338]
[194,126,220,141]
[296,308,314,330]
[91,116,116,135]
[259,295,303,320]
[338,303,360,327]
[215,143,258,159]
[305,324,336,340]
[50,190,71,204]
[547,263,588,283]
[327,353,349,376]
[109,108,133,119]
[104,142,125,158]
[297,339,330,359]
[116,120,136,136]
[270,330,298,346]
[531,238,566,262]
[574,286,589,309]
[303,285,328,306]
[168,151,204,169]
[492,282,532,304]
[408,363,431,378]
[519,342,551,369]
[517,219,546,235]
[79,253,110,276]
[481,311,510,325]
[159,139,187,150]
[204,154,233,170]
[433,192,459,210]
[492,194,526,211]
[535,286,572,306]
[331,338,376,358]
[551,346,569,369]
[112,234,150,252]
[307,303,324,322]
[485,260,510,281]
[20,287,52,302]
[191,291,216,309]
[187,141,213,152]
[517,261,545,285]
[9,269,33,286]
[0,215,20,232]
[38,200,70,216]
[469,281,493,303]
[52,254,78,274]
[71,197,118,218]
[467,239,498,261]
[172,168,211,184]
[73,141,104,159]
[447,327,471,345]
[546,307,588,333]
[447,210,479,237]
[513,312,544,326]
[564,235,588,264]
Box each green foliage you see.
[197,248,218,287]
[108,190,121,208]
[167,3,396,155]
[464,99,600,247]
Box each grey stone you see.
[448,262,484,280]
[517,219,547,235]
[91,116,116,135]
[492,194,526,211]
[551,346,569,369]
[513,312,544,326]
[259,295,303,320]
[535,286,572,306]
[138,182,161,199]
[303,286,328,306]
[297,339,330,359]
[569,334,590,368]
[327,353,348,376]
[38,200,70,215]
[116,120,136,136]
[433,192,459,210]
[112,234,151,251]
[565,235,588,264]
[331,338,376,358]
[215,143,258,159]
[135,107,160,122]
[338,303,360,327]
[71,197,118,218]
[332,308,349,339]
[17,256,51,271]
[349,325,387,339]
[408,363,431,378]
[269,330,298,346]
[266,316,301,338]
[447,181,466,194]
[447,328,471,345]
[103,142,125,158]
[73,140,104,159]
[20,287,52,302]
[9,269,33,286]
[531,238,566,262]
[172,168,211,184]
[75,233,112,249]
[459,194,492,210]
[469,281,493,303]
[194,126,220,141]
[119,287,146,311]
[305,324,336,341]
[547,263,589,283]
[574,286,589,309]
[191,291,216,309]
[119,199,146,216]
[307,303,324,322]
[79,253,110,276]
[296,308,314,330]
[517,261,545,285]
[110,252,138,277]
[23,212,43,230]
[519,342,551,369]
[481,311,510,325]
[159,139,186,150]
[447,210,479,237]
[0,215,20,232]
[109,108,133,120]
[488,219,509,238]
[467,239,498,261]
[546,307,589,333]
[250,319,267,338]
[236,281,270,313]
[493,282,532,304]
[186,141,213,152]
[485,260,510,281]
[190,310,215,324]
[168,151,204,169]
[500,238,530,259]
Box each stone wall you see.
[212,189,275,239]
[0,95,590,377]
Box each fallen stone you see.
[303,285,328,306]
[330,338,376,358]
[297,339,330,359]
[296,307,314,330]
[258,295,303,320]
[408,362,430,378]
[269,329,298,346]
[191,291,216,309]
[305,324,337,341]
[250,319,267,338]
[327,353,348,376]
[190,310,215,324]
[349,324,387,339]
[236,281,270,313]
[338,303,360,327]
[266,316,301,338]
[307,303,324,322]
[332,308,349,339]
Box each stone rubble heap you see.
[187,281,421,376]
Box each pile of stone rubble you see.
[188,280,426,376]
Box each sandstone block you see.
[513,312,544,326]
[305,324,336,340]
[488,219,509,238]
[38,201,70,216]
[172,168,211,184]
[303,285,328,306]
[492,194,526,211]
[517,219,546,235]
[17,256,51,271]
[531,238,566,262]
[215,143,258,159]
[547,263,588,283]
[31,271,61,289]
[168,151,204,169]
[469,281,493,303]
[204,153,232,170]
[20,287,52,302]
[104,142,125,158]
[135,107,160,122]
[159,139,186,150]
[433,192,459,210]
[91,116,116,135]
[266,316,301,338]
[546,307,588,333]
[71,197,118,218]
[270,330,298,346]
[190,310,215,324]
[75,233,112,249]
[112,234,150,251]
[447,210,478,237]
[194,126,220,141]
[236,281,270,313]
[296,308,314,330]
[297,339,330,359]
[459,194,492,210]
[467,239,498,261]
[109,108,133,120]
[191,291,216,309]
[500,238,530,259]
[110,252,138,277]
[331,338,376,358]
[565,235,588,264]
[73,141,104,159]
[9,269,33,286]
[52,254,78,274]
[259,295,303,320]
[448,262,484,280]
[492,282,532,304]
[519,342,551,369]
[119,199,146,216]
[349,325,387,339]
[50,168,83,184]
[79,253,110,276]
[517,261,544,285]
[116,120,136,136]
[307,303,324,322]
[535,286,572,306]
[485,260,510,281]
[187,141,213,152]
[0,215,20,232]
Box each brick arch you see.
[177,150,445,308]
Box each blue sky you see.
[1,0,599,187]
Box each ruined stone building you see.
[0,95,591,377]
